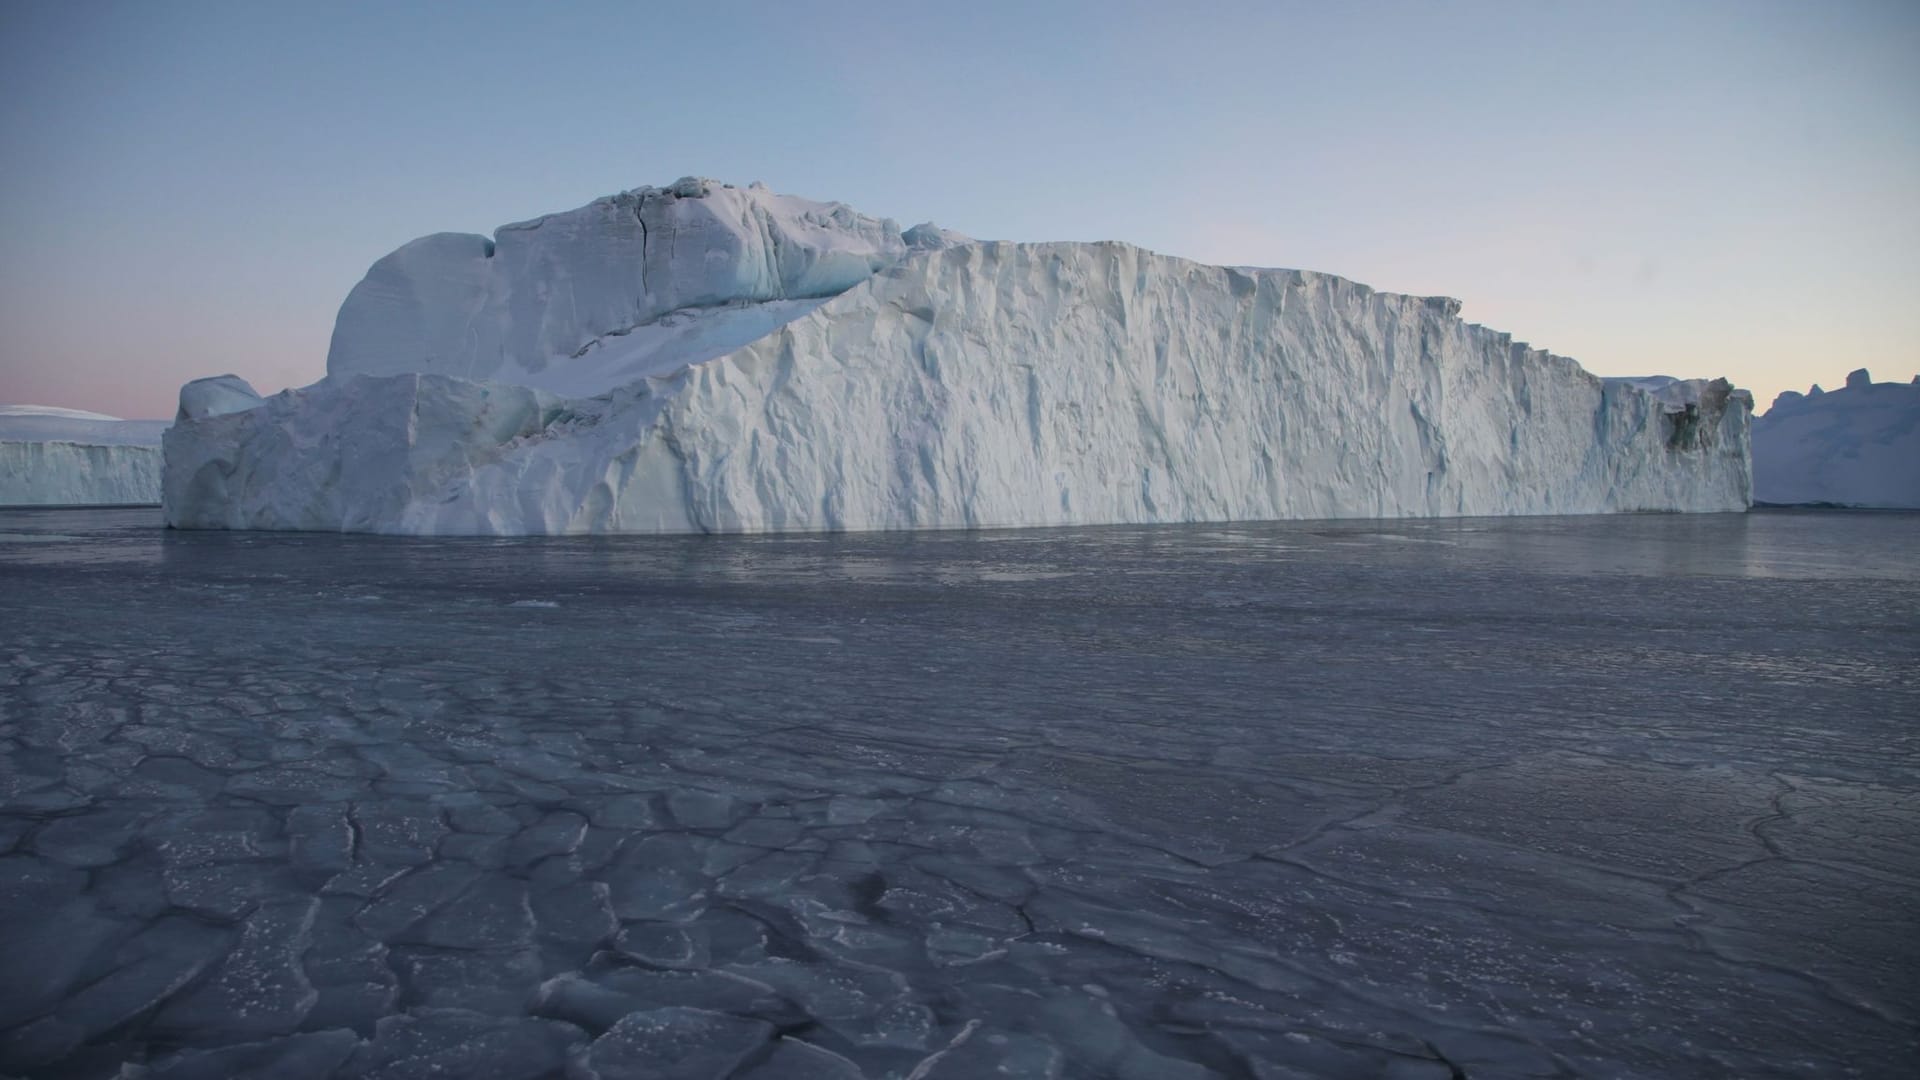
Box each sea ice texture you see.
[1752,369,1919,507]
[2,507,1915,1077]
[0,405,167,506]
[164,179,1752,534]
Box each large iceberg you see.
[1,405,167,506]
[164,179,1751,534]
[1752,369,1919,507]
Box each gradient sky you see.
[2,0,1915,419]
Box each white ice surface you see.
[1,405,167,506]
[177,375,266,423]
[1753,370,1919,507]
[167,203,1752,533]
[326,177,963,396]
[0,404,121,422]
[0,405,168,448]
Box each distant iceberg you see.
[164,179,1752,534]
[1753,369,1919,508]
[1,405,167,506]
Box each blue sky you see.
[1,0,1915,418]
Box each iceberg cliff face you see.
[1,405,166,506]
[1753,370,1919,507]
[647,246,1749,531]
[165,179,1751,535]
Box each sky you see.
[1,0,1916,419]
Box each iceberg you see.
[1,405,167,506]
[1752,369,1919,508]
[164,179,1752,534]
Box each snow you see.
[1752,368,1920,507]
[0,404,167,506]
[165,180,1751,534]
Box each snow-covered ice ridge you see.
[323,176,964,395]
[1,405,167,506]
[166,178,1752,534]
[1752,369,1919,508]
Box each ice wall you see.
[1753,370,1919,507]
[166,237,1750,534]
[1,406,166,506]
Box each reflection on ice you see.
[0,508,1915,1077]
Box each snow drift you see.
[165,179,1751,534]
[1753,370,1919,508]
[1,405,167,506]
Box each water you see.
[1,508,1915,1078]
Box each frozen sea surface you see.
[1,509,1915,1079]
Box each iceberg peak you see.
[177,375,264,423]
[326,178,957,396]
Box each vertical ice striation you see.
[1,405,167,506]
[164,183,1751,534]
